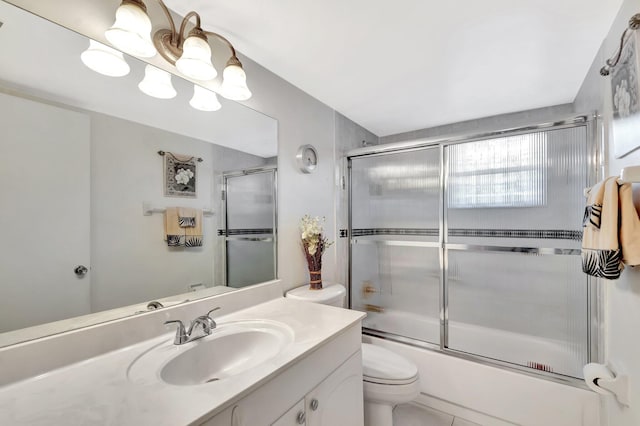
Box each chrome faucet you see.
[164,307,221,345]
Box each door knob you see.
[74,265,88,277]
[296,410,306,424]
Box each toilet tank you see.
[285,283,347,307]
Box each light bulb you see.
[175,33,217,81]
[105,0,156,58]
[81,40,130,77]
[189,85,222,111]
[219,62,251,101]
[138,65,177,99]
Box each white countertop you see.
[0,298,365,425]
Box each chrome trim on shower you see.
[225,237,274,242]
[586,113,604,366]
[346,114,590,158]
[347,158,353,309]
[351,239,440,248]
[440,144,448,350]
[445,244,581,256]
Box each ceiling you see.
[165,0,624,137]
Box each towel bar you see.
[583,165,640,196]
[620,165,640,183]
[142,203,215,216]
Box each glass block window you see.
[448,133,547,208]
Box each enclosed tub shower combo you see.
[347,115,600,383]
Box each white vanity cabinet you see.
[201,324,363,426]
[272,399,306,426]
[270,352,363,426]
[304,353,363,426]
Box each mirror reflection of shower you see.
[222,167,277,288]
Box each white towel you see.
[619,182,640,266]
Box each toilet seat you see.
[362,343,418,385]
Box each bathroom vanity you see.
[0,284,365,425]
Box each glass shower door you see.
[350,147,441,344]
[444,127,590,378]
[223,169,277,288]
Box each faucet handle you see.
[207,307,221,317]
[164,320,188,345]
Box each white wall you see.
[90,113,217,311]
[240,56,339,291]
[574,0,640,424]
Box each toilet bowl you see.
[285,283,420,426]
[361,343,419,426]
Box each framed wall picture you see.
[611,31,640,158]
[163,152,197,198]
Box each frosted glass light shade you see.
[105,1,156,58]
[138,65,177,99]
[190,85,222,111]
[175,35,217,81]
[81,40,130,77]
[219,64,252,101]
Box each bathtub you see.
[363,309,585,378]
[362,309,601,426]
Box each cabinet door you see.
[272,399,305,426]
[306,351,364,426]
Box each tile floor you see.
[393,403,481,426]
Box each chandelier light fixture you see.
[82,0,251,112]
[138,64,177,99]
[80,40,131,77]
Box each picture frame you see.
[611,31,640,158]
[163,152,197,198]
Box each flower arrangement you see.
[175,167,194,185]
[300,215,333,289]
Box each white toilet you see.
[285,284,420,426]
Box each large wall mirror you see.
[0,0,278,347]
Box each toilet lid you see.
[362,343,418,385]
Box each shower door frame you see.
[347,113,603,387]
[221,166,278,287]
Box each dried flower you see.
[300,215,333,273]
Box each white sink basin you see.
[127,320,294,386]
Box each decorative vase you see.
[308,264,323,290]
[300,215,333,291]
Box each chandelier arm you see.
[154,0,177,43]
[203,30,237,59]
[177,11,202,46]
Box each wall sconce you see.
[82,0,251,111]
